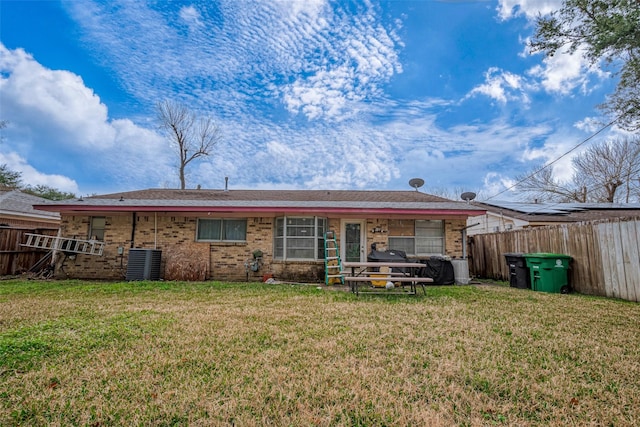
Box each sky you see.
[0,0,632,200]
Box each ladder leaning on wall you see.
[324,231,344,285]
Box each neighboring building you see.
[0,186,60,228]
[467,200,640,235]
[32,188,485,281]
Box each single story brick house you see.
[33,188,485,281]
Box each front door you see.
[342,220,366,262]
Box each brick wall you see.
[444,218,466,258]
[60,214,133,280]
[57,213,466,281]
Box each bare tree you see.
[572,138,640,202]
[157,100,222,189]
[516,167,584,202]
[428,186,485,202]
[516,137,640,203]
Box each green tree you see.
[529,0,640,130]
[22,184,76,201]
[0,165,75,199]
[0,164,22,188]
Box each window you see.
[388,220,444,255]
[197,219,247,241]
[274,216,326,260]
[89,216,106,241]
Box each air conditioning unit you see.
[126,249,162,281]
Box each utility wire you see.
[485,113,624,201]
[518,160,640,216]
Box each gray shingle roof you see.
[0,188,61,220]
[93,188,454,202]
[32,188,485,214]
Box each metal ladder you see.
[324,231,344,285]
[22,233,105,256]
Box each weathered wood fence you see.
[0,227,58,276]
[468,216,640,302]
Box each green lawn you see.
[1,280,638,426]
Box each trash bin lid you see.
[524,253,571,269]
[524,252,571,259]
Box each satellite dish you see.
[409,178,425,191]
[461,192,477,202]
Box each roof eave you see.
[34,204,485,216]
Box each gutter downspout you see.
[460,222,481,259]
[154,212,157,250]
[130,212,136,248]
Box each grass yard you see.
[1,280,639,426]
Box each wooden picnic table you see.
[342,261,433,295]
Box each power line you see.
[485,114,623,201]
[521,159,640,215]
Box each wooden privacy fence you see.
[468,217,640,302]
[0,227,58,276]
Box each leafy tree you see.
[0,165,75,200]
[157,100,222,189]
[529,0,640,130]
[517,137,640,202]
[0,164,22,188]
[22,185,76,201]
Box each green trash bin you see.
[523,253,571,293]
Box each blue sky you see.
[0,0,631,199]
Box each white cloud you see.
[527,46,596,95]
[482,172,517,200]
[0,44,116,149]
[275,3,402,120]
[521,129,581,184]
[494,3,609,97]
[63,1,402,121]
[574,116,603,134]
[0,152,79,193]
[179,5,203,30]
[283,0,328,20]
[466,67,530,105]
[0,43,173,193]
[496,0,562,21]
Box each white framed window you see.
[388,220,444,255]
[89,216,106,241]
[197,218,247,242]
[274,216,326,260]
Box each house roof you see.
[33,188,486,216]
[0,187,61,221]
[474,200,640,223]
